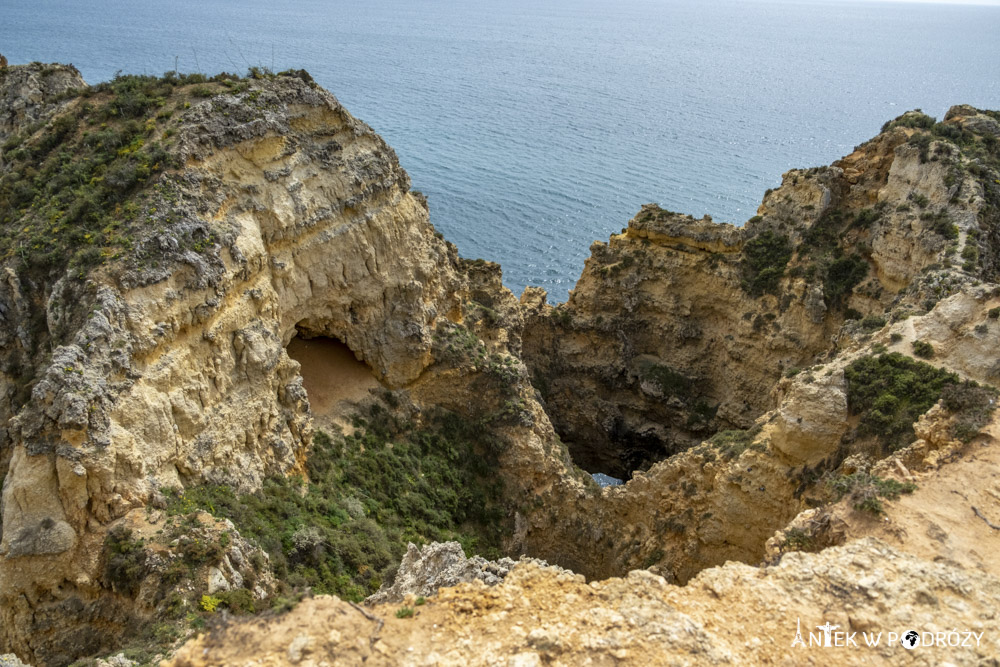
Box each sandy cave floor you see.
[286,336,382,429]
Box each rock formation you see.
[0,64,518,664]
[168,539,1000,666]
[363,541,553,606]
[0,62,83,144]
[2,59,1000,665]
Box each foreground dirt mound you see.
[168,537,999,666]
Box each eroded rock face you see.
[521,108,994,480]
[0,72,483,664]
[0,62,85,144]
[167,538,1000,666]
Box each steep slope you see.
[522,108,1000,479]
[0,66,526,664]
[3,58,1000,666]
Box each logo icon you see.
[817,622,840,647]
[901,630,920,649]
[791,618,806,647]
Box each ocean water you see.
[3,0,999,301]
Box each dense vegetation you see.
[844,352,996,453]
[0,72,207,278]
[740,230,792,296]
[86,400,510,666]
[794,206,874,308]
[0,67,314,281]
[166,404,508,602]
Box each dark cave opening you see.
[564,426,675,483]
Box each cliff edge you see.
[2,60,1000,665]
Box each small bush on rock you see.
[741,231,792,296]
[828,472,916,514]
[844,352,958,452]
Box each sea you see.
[3,0,999,301]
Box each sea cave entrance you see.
[565,425,672,488]
[285,332,381,424]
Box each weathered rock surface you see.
[3,58,1000,666]
[0,62,84,144]
[364,541,551,605]
[168,538,1000,666]
[521,109,993,479]
[0,69,490,664]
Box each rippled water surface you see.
[3,0,999,299]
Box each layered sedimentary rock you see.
[521,108,993,478]
[0,67,508,664]
[3,57,1000,665]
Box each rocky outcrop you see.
[0,70,497,664]
[4,59,1000,666]
[0,62,84,145]
[521,107,997,479]
[168,538,1000,666]
[364,541,552,605]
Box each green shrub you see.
[941,381,998,442]
[859,315,886,332]
[989,307,1000,319]
[103,527,148,596]
[638,360,691,396]
[707,426,763,460]
[882,112,935,133]
[911,133,933,163]
[912,340,934,359]
[802,209,847,253]
[782,528,818,552]
[932,122,974,146]
[741,231,792,296]
[852,206,884,229]
[823,254,868,304]
[166,405,507,603]
[828,472,916,514]
[844,352,958,451]
[920,210,958,239]
[890,332,903,343]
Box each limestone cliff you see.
[0,66,520,664]
[3,58,1000,666]
[521,107,995,479]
